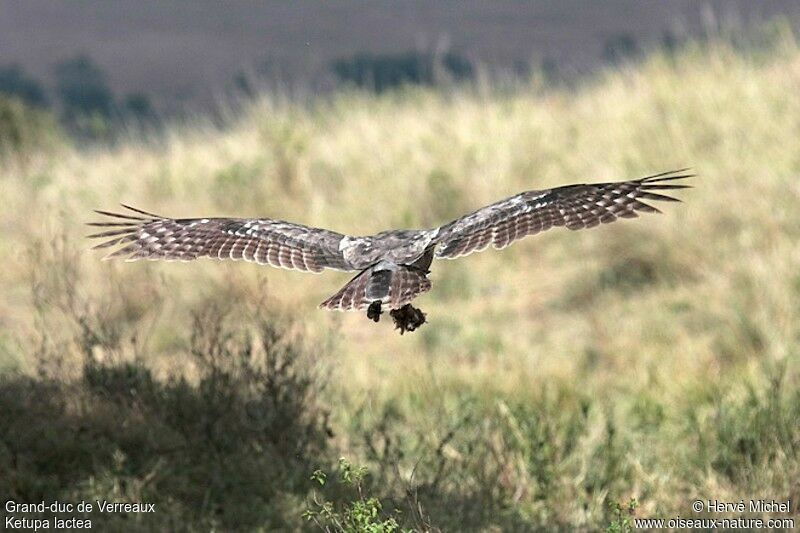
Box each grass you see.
[2,29,800,530]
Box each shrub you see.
[603,33,642,64]
[695,363,800,486]
[0,94,63,159]
[0,64,48,107]
[0,301,334,530]
[606,498,638,533]
[346,388,605,530]
[332,51,473,93]
[55,55,114,122]
[304,458,406,532]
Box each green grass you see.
[2,30,800,530]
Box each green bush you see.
[304,458,407,532]
[0,64,48,107]
[695,364,800,485]
[332,51,473,93]
[606,498,638,533]
[0,95,63,158]
[55,55,114,122]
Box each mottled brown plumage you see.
[89,169,691,332]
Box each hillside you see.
[1,32,799,530]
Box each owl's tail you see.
[319,264,431,312]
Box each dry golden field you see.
[1,31,799,531]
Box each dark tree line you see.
[0,34,683,138]
[0,55,156,137]
[331,50,474,93]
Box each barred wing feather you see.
[435,169,692,259]
[87,205,353,272]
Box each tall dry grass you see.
[2,29,800,530]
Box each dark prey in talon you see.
[88,169,692,335]
[390,304,427,335]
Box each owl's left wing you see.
[435,169,692,259]
[88,205,354,272]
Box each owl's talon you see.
[367,301,382,322]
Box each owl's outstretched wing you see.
[88,205,354,272]
[435,169,692,259]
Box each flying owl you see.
[89,169,691,333]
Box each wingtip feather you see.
[120,203,163,218]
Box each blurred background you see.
[1,2,799,531]
[3,1,800,121]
